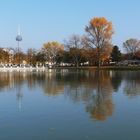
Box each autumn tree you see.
[13,47,25,64]
[64,35,86,67]
[85,17,114,68]
[26,48,37,65]
[123,38,140,59]
[81,36,99,66]
[0,48,9,64]
[136,49,140,59]
[43,41,64,65]
[80,35,112,66]
[111,45,122,62]
[100,44,113,65]
[7,48,14,64]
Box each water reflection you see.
[85,71,114,121]
[122,71,140,97]
[16,88,23,111]
[0,70,140,121]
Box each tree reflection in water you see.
[0,70,140,121]
[122,71,140,97]
[86,71,114,121]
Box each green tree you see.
[62,51,72,64]
[111,46,121,62]
[55,49,64,65]
[36,51,46,65]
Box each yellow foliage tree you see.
[86,17,114,68]
[43,41,64,64]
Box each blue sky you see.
[0,0,140,51]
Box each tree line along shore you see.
[1,17,140,69]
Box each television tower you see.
[16,26,22,49]
[15,26,22,64]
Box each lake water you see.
[0,69,140,140]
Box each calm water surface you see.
[0,69,140,140]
